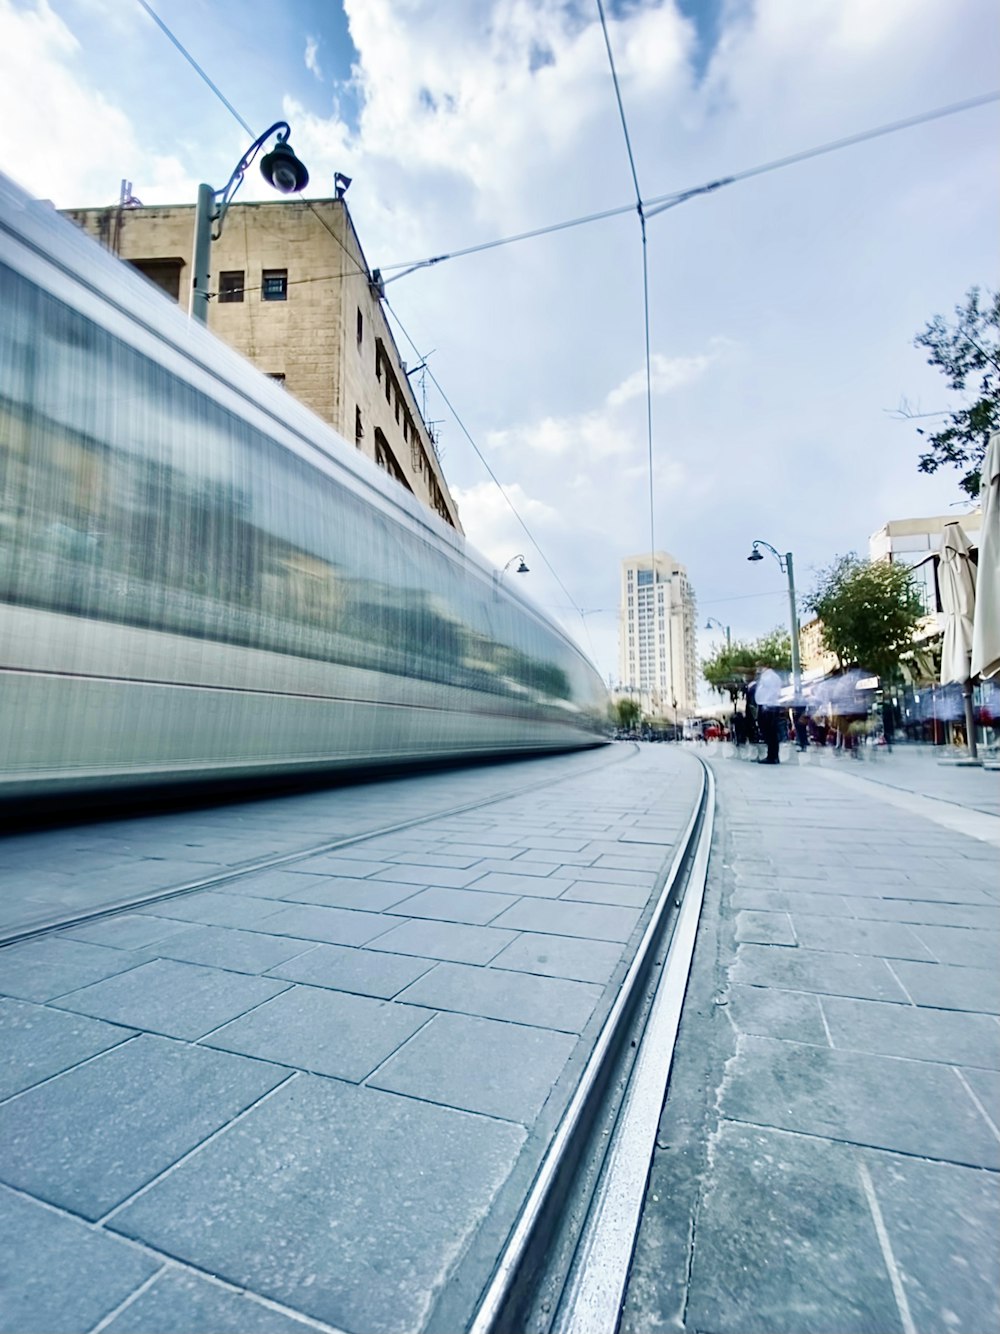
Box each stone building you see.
[62,196,462,532]
[618,551,697,719]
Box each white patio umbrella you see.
[939,520,978,758]
[971,431,1000,681]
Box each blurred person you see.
[754,661,783,765]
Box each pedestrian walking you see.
[754,661,783,764]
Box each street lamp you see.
[705,616,731,647]
[503,555,530,574]
[747,539,801,698]
[190,121,310,324]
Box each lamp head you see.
[747,548,764,562]
[516,559,529,574]
[261,138,309,194]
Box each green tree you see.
[702,629,791,701]
[804,554,924,679]
[614,697,642,730]
[913,286,999,498]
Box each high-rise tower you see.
[618,552,697,718]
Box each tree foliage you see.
[614,697,642,730]
[914,286,999,498]
[701,629,792,701]
[804,554,924,679]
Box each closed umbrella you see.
[939,520,978,758]
[971,431,1000,681]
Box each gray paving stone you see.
[59,913,191,950]
[371,1011,577,1122]
[272,875,420,911]
[268,943,435,997]
[961,1065,1000,1118]
[53,959,288,1039]
[371,918,516,964]
[205,984,432,1080]
[256,903,396,946]
[0,1034,286,1219]
[370,864,485,889]
[512,835,590,853]
[434,841,525,860]
[384,850,486,870]
[790,915,936,960]
[384,885,518,925]
[102,1269,315,1333]
[135,892,283,928]
[490,898,641,943]
[727,985,829,1044]
[109,1076,525,1334]
[909,922,1000,970]
[864,1151,1000,1334]
[0,1183,159,1334]
[721,1034,1000,1167]
[471,858,566,878]
[284,853,397,877]
[0,997,135,1101]
[490,932,623,984]
[218,869,323,900]
[557,880,650,908]
[890,959,1000,1013]
[733,943,909,1002]
[735,910,797,945]
[821,994,1000,1069]
[397,961,601,1033]
[841,897,1000,928]
[151,925,314,974]
[731,888,853,916]
[558,864,657,888]
[684,1123,900,1334]
[464,870,568,899]
[0,937,150,1003]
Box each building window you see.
[357,307,364,345]
[638,570,652,586]
[355,406,363,446]
[218,271,244,303]
[262,269,288,301]
[266,373,285,385]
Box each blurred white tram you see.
[0,174,609,801]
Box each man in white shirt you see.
[755,662,784,764]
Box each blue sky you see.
[1,0,998,694]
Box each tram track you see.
[0,744,635,949]
[468,754,714,1334]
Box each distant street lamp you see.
[503,555,530,575]
[190,121,310,324]
[705,616,731,647]
[747,540,801,698]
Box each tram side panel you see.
[0,190,608,796]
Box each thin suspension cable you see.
[379,90,1000,276]
[596,0,643,205]
[383,298,586,619]
[134,0,255,138]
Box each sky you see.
[1,0,998,700]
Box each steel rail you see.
[468,755,713,1334]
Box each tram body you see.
[0,174,609,801]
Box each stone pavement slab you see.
[109,1075,527,1334]
[0,997,134,1101]
[622,750,1000,1334]
[2,744,705,1333]
[0,1184,160,1334]
[0,1034,287,1219]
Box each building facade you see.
[62,197,462,532]
[869,513,981,617]
[618,551,697,718]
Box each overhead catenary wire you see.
[379,89,1000,278]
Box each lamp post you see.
[190,121,310,324]
[503,555,530,575]
[747,540,801,698]
[705,616,731,647]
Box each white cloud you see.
[305,34,322,80]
